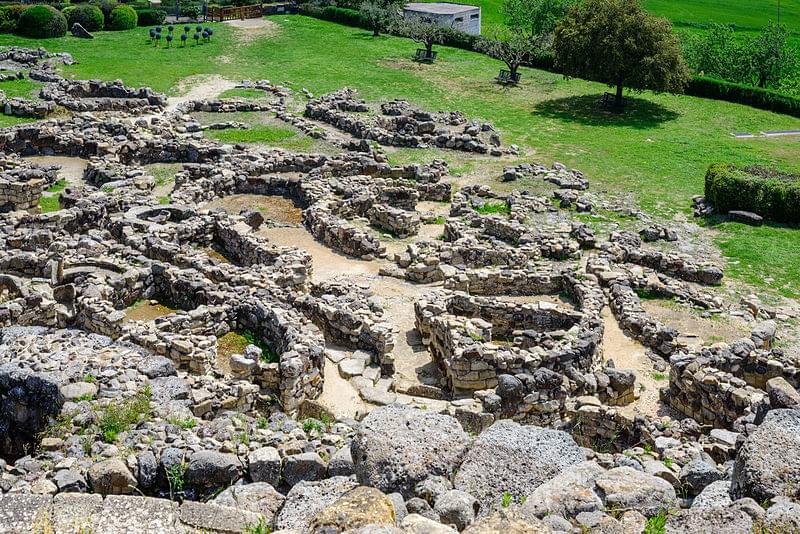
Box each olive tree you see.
[359,0,401,37]
[746,22,796,88]
[400,15,447,59]
[553,0,691,108]
[478,0,573,82]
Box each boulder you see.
[594,466,677,516]
[766,377,800,409]
[212,482,285,524]
[71,23,94,39]
[463,509,553,534]
[351,405,469,497]
[763,497,800,532]
[401,514,457,534]
[665,507,753,534]
[415,475,453,505]
[434,490,479,530]
[185,450,243,489]
[275,476,359,531]
[728,210,763,226]
[679,459,723,495]
[454,420,584,513]
[248,446,282,486]
[284,451,327,486]
[732,409,800,501]
[328,445,355,477]
[521,461,605,518]
[88,459,137,495]
[691,480,733,509]
[310,486,396,532]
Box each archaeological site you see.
[0,3,798,531]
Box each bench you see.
[495,69,521,85]
[414,49,437,62]
[601,92,626,110]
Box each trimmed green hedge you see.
[0,4,26,33]
[17,5,67,37]
[687,77,800,119]
[67,4,105,32]
[135,8,166,26]
[705,163,800,223]
[108,4,137,30]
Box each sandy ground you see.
[642,300,750,346]
[206,194,304,225]
[167,75,238,112]
[601,307,668,419]
[259,226,381,283]
[25,156,88,193]
[224,18,279,44]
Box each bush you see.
[16,5,67,37]
[687,76,800,119]
[67,4,104,31]
[705,163,800,223]
[135,8,165,25]
[0,4,26,33]
[108,4,137,29]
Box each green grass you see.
[712,220,800,299]
[218,87,270,99]
[98,385,153,443]
[644,0,798,30]
[207,124,315,151]
[0,16,797,296]
[46,179,67,193]
[474,201,511,216]
[39,196,61,213]
[217,330,279,363]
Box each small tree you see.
[400,15,447,59]
[359,0,401,37]
[745,22,796,88]
[553,0,690,108]
[477,29,534,82]
[502,0,573,37]
[683,23,748,82]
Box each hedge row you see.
[705,163,800,223]
[136,8,166,26]
[686,77,800,119]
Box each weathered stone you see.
[310,486,396,532]
[454,420,584,513]
[352,405,470,497]
[88,458,137,495]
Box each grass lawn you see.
[207,123,316,150]
[0,16,798,297]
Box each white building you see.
[403,2,481,36]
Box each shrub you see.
[108,4,137,30]
[704,163,800,223]
[16,5,67,37]
[0,4,27,33]
[135,7,165,26]
[686,76,800,118]
[67,4,104,31]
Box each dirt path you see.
[258,226,380,283]
[224,18,280,44]
[167,75,238,112]
[601,307,664,419]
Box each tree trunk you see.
[509,64,519,82]
[426,42,433,57]
[373,27,380,37]
[615,84,624,108]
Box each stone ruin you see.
[0,45,798,534]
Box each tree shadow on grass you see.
[533,93,680,129]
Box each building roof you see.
[404,2,479,15]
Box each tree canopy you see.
[553,0,690,107]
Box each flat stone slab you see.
[728,210,763,226]
[339,358,366,378]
